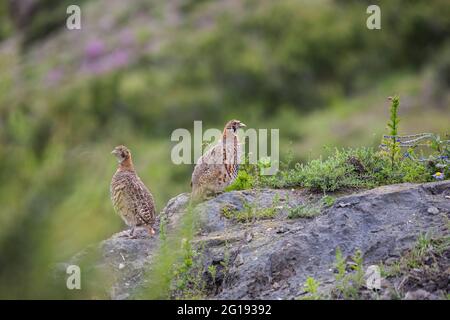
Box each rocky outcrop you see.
[62,181,450,299]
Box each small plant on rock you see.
[333,248,365,299]
[288,204,321,219]
[225,155,274,192]
[299,277,322,300]
[221,195,280,223]
[171,240,207,299]
[383,96,401,171]
[207,265,217,285]
[321,195,336,207]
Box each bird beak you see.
[111,150,118,155]
[239,122,247,128]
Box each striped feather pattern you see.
[191,120,244,199]
[110,165,155,228]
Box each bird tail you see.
[190,186,205,204]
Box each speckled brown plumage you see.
[191,120,246,200]
[110,145,156,237]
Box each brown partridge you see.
[110,145,156,237]
[191,119,246,200]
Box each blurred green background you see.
[0,0,449,298]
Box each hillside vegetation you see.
[0,0,448,298]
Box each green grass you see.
[0,0,449,299]
[379,233,450,299]
[221,195,280,223]
[288,195,336,219]
[260,93,449,193]
[135,203,201,299]
[225,169,255,192]
[299,277,321,300]
[170,239,207,299]
[288,204,320,219]
[321,195,336,207]
[333,248,365,300]
[222,204,278,223]
[381,233,450,277]
[262,146,437,193]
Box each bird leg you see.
[118,227,136,239]
[124,227,137,239]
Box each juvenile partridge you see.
[191,119,246,200]
[110,145,156,237]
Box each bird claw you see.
[118,232,137,239]
[117,227,137,239]
[118,227,154,239]
[118,230,130,238]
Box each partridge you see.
[191,119,246,200]
[110,145,156,237]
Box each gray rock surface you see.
[64,181,450,299]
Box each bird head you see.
[224,119,246,133]
[111,145,131,163]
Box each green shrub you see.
[171,240,206,299]
[321,195,336,207]
[288,204,320,219]
[333,248,365,300]
[399,157,431,183]
[271,148,380,192]
[264,145,440,193]
[225,169,254,192]
[429,134,450,179]
[221,197,279,223]
[299,277,321,300]
[382,96,401,171]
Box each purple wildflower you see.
[85,40,105,60]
